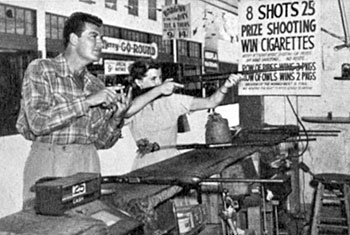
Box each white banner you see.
[238,0,321,96]
[162,4,191,40]
[104,60,134,75]
[102,37,158,59]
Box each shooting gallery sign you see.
[238,0,321,95]
[162,4,191,40]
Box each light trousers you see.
[23,141,100,210]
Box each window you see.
[104,25,121,38]
[162,38,172,54]
[105,0,117,10]
[150,34,172,55]
[121,29,130,40]
[25,10,35,36]
[15,8,24,35]
[148,0,157,21]
[178,40,188,56]
[0,3,36,36]
[139,31,148,42]
[46,13,66,40]
[0,52,39,136]
[45,14,50,38]
[5,6,15,34]
[165,0,172,6]
[128,0,138,16]
[50,15,58,39]
[58,17,65,40]
[189,42,201,58]
[150,34,163,53]
[0,7,4,32]
[121,28,148,43]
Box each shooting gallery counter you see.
[0,127,298,235]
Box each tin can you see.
[177,215,191,234]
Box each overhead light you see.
[124,5,133,9]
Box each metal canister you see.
[177,214,191,234]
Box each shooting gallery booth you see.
[0,126,300,235]
[1,0,350,235]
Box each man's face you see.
[138,68,163,89]
[75,22,103,63]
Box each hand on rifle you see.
[224,73,244,88]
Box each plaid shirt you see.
[16,54,123,149]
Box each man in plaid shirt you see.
[16,12,131,209]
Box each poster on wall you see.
[162,4,191,40]
[104,60,134,75]
[238,0,321,96]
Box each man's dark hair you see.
[63,12,103,48]
[128,60,161,98]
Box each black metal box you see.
[35,172,101,215]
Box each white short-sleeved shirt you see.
[127,93,194,170]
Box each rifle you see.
[180,64,304,83]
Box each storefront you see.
[99,36,162,87]
[0,3,39,136]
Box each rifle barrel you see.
[181,65,304,83]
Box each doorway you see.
[0,51,37,136]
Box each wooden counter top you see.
[0,129,292,235]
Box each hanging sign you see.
[204,50,219,72]
[102,37,158,59]
[162,4,191,40]
[238,0,321,96]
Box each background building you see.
[0,0,239,135]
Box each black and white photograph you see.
[0,0,349,234]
